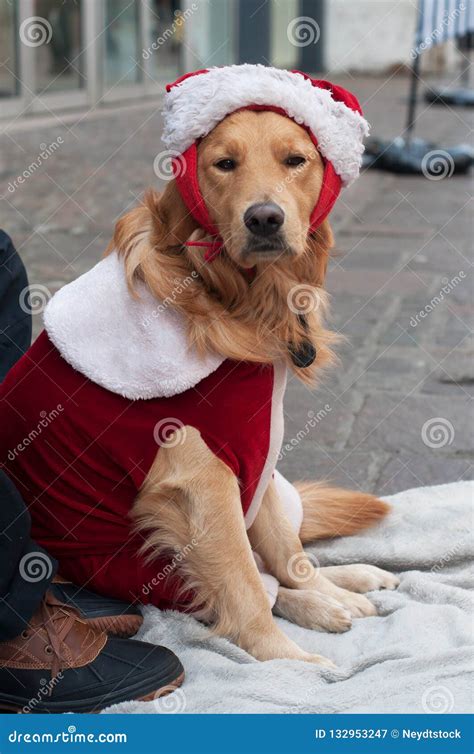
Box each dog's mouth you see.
[240,233,294,261]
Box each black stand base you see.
[424,87,474,107]
[363,136,474,175]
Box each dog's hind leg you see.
[132,426,333,666]
[248,478,378,621]
[295,482,399,593]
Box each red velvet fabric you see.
[0,332,274,609]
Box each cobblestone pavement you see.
[1,75,473,495]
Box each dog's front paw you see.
[244,625,335,666]
[321,564,400,594]
[274,587,352,633]
[314,573,378,618]
[335,589,377,619]
[302,653,337,668]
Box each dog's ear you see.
[307,219,334,288]
[109,181,197,259]
[152,180,198,247]
[108,182,198,293]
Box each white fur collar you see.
[44,253,224,400]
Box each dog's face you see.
[197,110,325,267]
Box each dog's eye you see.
[215,159,236,171]
[285,155,306,167]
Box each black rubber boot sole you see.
[0,671,185,714]
[0,640,184,713]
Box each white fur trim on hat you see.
[44,252,224,400]
[162,64,369,186]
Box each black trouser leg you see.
[0,472,57,641]
[0,230,32,381]
[0,230,57,640]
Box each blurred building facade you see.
[0,0,461,121]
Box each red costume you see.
[0,66,368,610]
[0,253,287,608]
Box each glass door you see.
[0,0,19,99]
[103,0,142,88]
[33,0,85,96]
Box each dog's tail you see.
[296,481,390,542]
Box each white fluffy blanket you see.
[105,482,473,714]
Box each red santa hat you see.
[162,65,369,260]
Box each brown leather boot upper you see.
[0,589,107,678]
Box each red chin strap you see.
[173,110,342,263]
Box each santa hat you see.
[162,64,369,259]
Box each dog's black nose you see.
[244,203,285,237]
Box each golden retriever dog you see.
[109,109,399,666]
